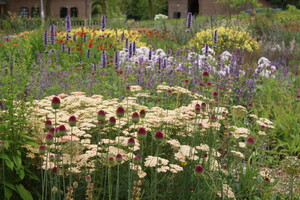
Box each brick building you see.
[168,0,275,19]
[0,0,91,19]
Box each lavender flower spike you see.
[50,24,55,45]
[65,15,71,32]
[205,44,209,57]
[213,30,218,43]
[187,12,193,29]
[43,30,48,47]
[101,14,107,31]
[115,51,119,67]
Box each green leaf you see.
[3,182,16,192]
[16,184,33,200]
[13,156,22,169]
[5,159,14,170]
[25,141,39,147]
[5,187,13,200]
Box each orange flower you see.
[88,43,93,48]
[13,43,18,46]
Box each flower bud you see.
[116,106,125,118]
[108,156,115,166]
[68,115,77,127]
[85,175,92,183]
[73,181,78,188]
[195,104,201,114]
[246,137,255,148]
[45,120,52,131]
[128,137,135,148]
[52,166,58,174]
[195,165,204,175]
[97,110,106,122]
[108,116,116,127]
[45,133,54,145]
[58,125,67,136]
[131,112,140,124]
[139,109,146,118]
[51,97,61,109]
[38,145,46,155]
[202,71,209,81]
[116,154,122,163]
[51,186,58,194]
[133,154,142,165]
[137,127,147,140]
[154,131,164,143]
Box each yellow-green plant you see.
[188,26,259,53]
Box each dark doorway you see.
[60,7,68,18]
[32,6,39,17]
[0,5,5,18]
[188,0,199,15]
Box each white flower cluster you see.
[255,57,276,78]
[154,14,168,21]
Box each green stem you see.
[2,158,6,200]
[115,164,120,200]
[108,167,112,200]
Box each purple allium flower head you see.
[101,14,107,31]
[101,50,107,68]
[139,109,146,118]
[97,110,106,121]
[51,96,60,109]
[45,120,52,131]
[65,15,71,32]
[43,31,48,47]
[187,12,193,29]
[108,116,116,127]
[195,165,204,174]
[128,137,135,147]
[213,29,218,43]
[154,131,164,142]
[131,112,140,124]
[133,154,142,164]
[116,106,125,118]
[116,154,122,163]
[38,145,46,155]
[68,115,77,127]
[50,24,55,45]
[137,127,147,140]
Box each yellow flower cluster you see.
[188,26,259,53]
[57,27,146,49]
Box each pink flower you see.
[38,145,46,155]
[45,133,54,145]
[139,109,146,118]
[246,137,255,147]
[154,131,164,142]
[116,154,122,163]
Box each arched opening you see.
[60,7,68,18]
[188,0,199,15]
[70,7,78,18]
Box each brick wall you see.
[6,0,90,18]
[168,0,188,19]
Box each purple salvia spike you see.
[163,58,167,68]
[115,51,119,67]
[43,31,48,47]
[65,15,71,32]
[149,48,152,60]
[213,30,218,43]
[73,35,77,42]
[61,43,65,52]
[67,47,71,55]
[187,12,192,29]
[102,50,107,68]
[66,33,69,41]
[129,43,133,58]
[83,35,87,42]
[50,24,55,45]
[121,31,125,41]
[86,49,91,58]
[133,41,136,55]
[101,14,107,31]
[205,44,209,57]
[125,38,129,51]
